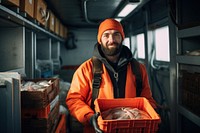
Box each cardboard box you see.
[55,17,60,35]
[48,10,55,32]
[59,22,63,38]
[34,0,48,26]
[1,0,19,7]
[59,23,68,39]
[95,98,161,133]
[63,26,68,39]
[20,0,34,18]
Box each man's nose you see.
[108,35,115,43]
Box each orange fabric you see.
[97,18,125,43]
[66,58,157,133]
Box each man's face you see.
[100,30,123,56]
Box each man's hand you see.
[90,112,103,133]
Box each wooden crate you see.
[20,0,34,18]
[21,78,59,109]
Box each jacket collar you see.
[93,43,133,71]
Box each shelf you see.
[177,105,200,127]
[178,25,200,38]
[0,4,64,42]
[176,55,200,65]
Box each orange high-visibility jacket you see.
[66,58,157,132]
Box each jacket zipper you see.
[113,71,119,97]
[110,63,124,98]
[114,72,118,82]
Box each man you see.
[66,18,157,133]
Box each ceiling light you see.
[117,3,138,17]
[115,18,123,22]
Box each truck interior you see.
[0,0,200,133]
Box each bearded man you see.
[66,18,157,133]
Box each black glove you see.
[90,112,103,133]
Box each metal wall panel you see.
[0,72,21,133]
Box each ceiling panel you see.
[45,0,125,29]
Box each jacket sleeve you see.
[66,59,94,125]
[139,63,157,109]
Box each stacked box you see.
[63,26,68,39]
[21,78,60,133]
[48,10,55,32]
[1,0,20,7]
[59,23,63,38]
[20,0,34,18]
[34,0,48,26]
[95,98,161,133]
[59,23,68,39]
[55,17,60,35]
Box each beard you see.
[101,42,122,56]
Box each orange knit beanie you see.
[97,18,125,43]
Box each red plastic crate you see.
[55,114,66,133]
[95,97,161,133]
[22,103,50,118]
[22,100,60,133]
[21,98,59,119]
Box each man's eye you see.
[114,33,121,36]
[103,34,109,38]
